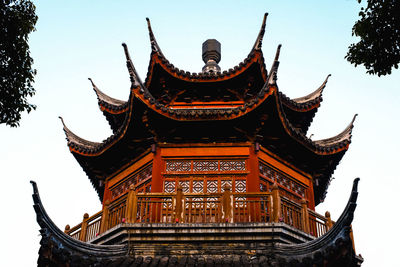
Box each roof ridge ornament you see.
[251,12,268,52]
[202,39,221,73]
[121,43,143,87]
[146,17,165,57]
[267,44,281,85]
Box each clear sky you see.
[1,1,399,266]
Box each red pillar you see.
[151,145,163,193]
[247,144,261,193]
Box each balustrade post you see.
[222,185,233,223]
[175,186,184,223]
[64,224,70,234]
[100,200,110,234]
[79,213,89,242]
[350,224,356,253]
[125,185,137,223]
[271,183,281,223]
[301,199,310,234]
[325,211,333,231]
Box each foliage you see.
[346,0,400,76]
[0,0,38,127]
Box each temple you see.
[32,13,363,266]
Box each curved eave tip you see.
[352,177,360,192]
[352,113,358,124]
[58,116,66,128]
[88,77,96,88]
[274,44,282,61]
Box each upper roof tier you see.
[61,14,356,204]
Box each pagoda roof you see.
[61,15,356,204]
[31,178,362,266]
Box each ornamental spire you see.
[251,12,268,52]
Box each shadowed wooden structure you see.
[32,13,363,266]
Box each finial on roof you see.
[252,12,268,52]
[146,17,164,56]
[202,39,221,73]
[121,43,142,86]
[267,44,281,85]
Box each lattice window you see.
[221,180,232,190]
[193,160,218,172]
[260,178,268,192]
[164,180,176,193]
[179,180,190,193]
[259,161,306,199]
[235,180,246,192]
[192,180,204,193]
[166,160,191,172]
[206,180,218,193]
[292,183,305,197]
[220,160,246,171]
[111,164,153,199]
[277,175,291,189]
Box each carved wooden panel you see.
[259,161,306,199]
[220,160,246,171]
[111,164,152,199]
[193,160,218,172]
[166,160,191,172]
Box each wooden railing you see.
[65,183,335,241]
[64,211,102,242]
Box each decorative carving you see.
[166,160,191,172]
[259,161,306,198]
[164,180,176,193]
[179,180,190,193]
[220,160,246,171]
[193,160,218,171]
[165,159,246,173]
[235,180,246,192]
[111,164,152,199]
[206,180,218,193]
[193,180,204,193]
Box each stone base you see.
[91,223,314,257]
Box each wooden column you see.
[100,200,110,234]
[271,183,281,222]
[222,185,233,223]
[325,211,333,231]
[151,146,163,193]
[301,199,310,234]
[125,185,137,223]
[174,186,184,223]
[79,213,89,242]
[248,144,261,221]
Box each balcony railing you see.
[65,184,335,242]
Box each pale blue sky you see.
[1,1,399,266]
